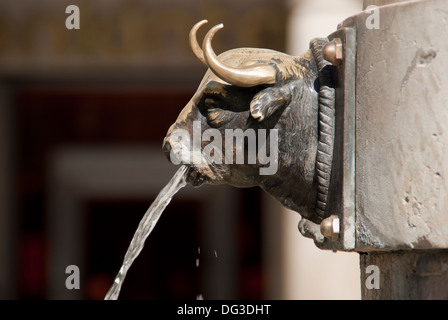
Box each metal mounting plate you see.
[316,27,356,251]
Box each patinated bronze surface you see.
[163,21,335,240]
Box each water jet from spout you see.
[104,165,189,300]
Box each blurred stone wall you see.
[0,0,287,74]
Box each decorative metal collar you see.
[310,38,336,223]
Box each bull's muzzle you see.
[162,135,191,165]
[162,137,174,162]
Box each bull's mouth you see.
[186,165,211,187]
[186,160,226,187]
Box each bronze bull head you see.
[162,20,334,235]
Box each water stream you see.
[104,165,189,300]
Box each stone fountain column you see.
[318,0,448,299]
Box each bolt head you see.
[323,38,343,66]
[320,215,340,242]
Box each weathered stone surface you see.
[360,250,448,299]
[341,0,448,251]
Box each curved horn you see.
[189,20,208,66]
[202,24,277,87]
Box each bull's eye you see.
[202,96,234,128]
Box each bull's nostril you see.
[162,138,173,162]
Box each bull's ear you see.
[250,86,291,122]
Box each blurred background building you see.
[0,0,362,299]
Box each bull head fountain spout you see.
[163,20,336,243]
